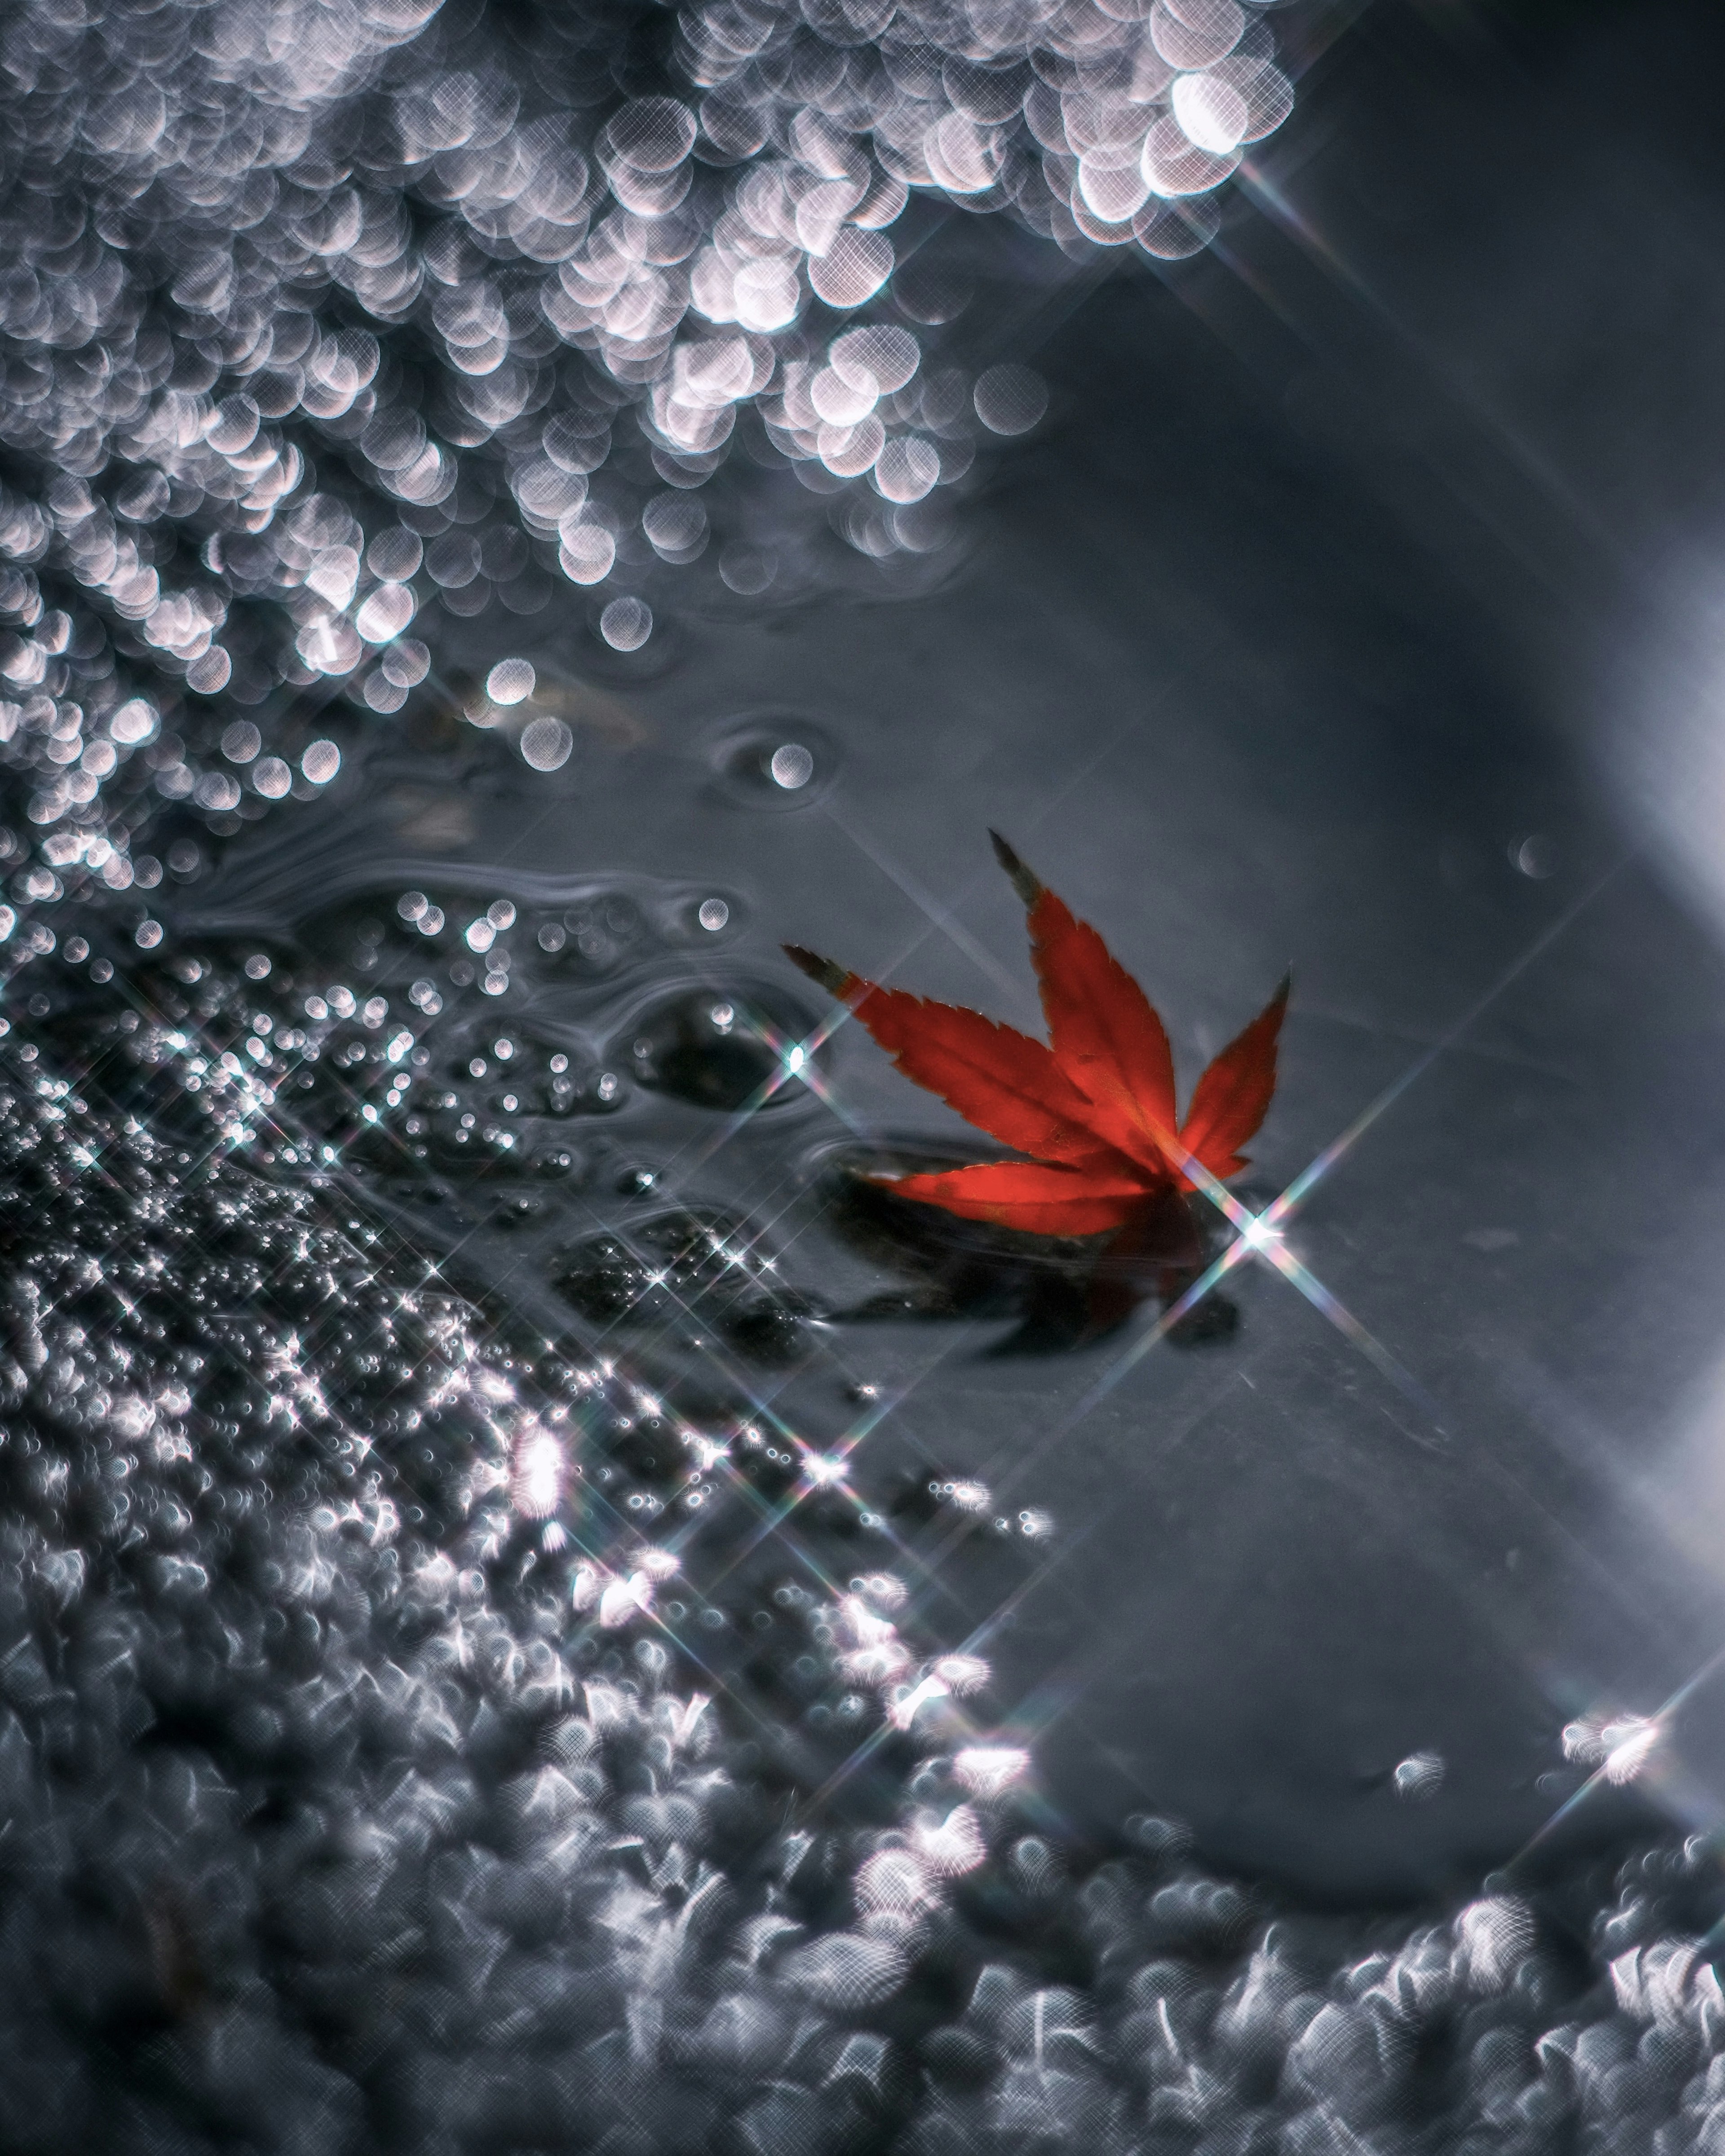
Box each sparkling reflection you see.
[0,0,1308,895]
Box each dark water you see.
[3,0,1725,2146]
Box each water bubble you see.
[543,416,612,475]
[893,262,973,325]
[364,670,407,712]
[1080,158,1152,224]
[1134,194,1222,259]
[1143,111,1241,196]
[521,716,573,771]
[733,259,801,333]
[487,657,536,705]
[873,437,940,504]
[135,919,163,948]
[954,1746,1031,1798]
[1153,0,1244,67]
[769,743,814,790]
[974,365,1049,436]
[221,721,261,764]
[1514,835,1557,879]
[642,494,708,563]
[560,525,616,586]
[367,527,424,580]
[487,901,516,929]
[253,757,292,799]
[110,700,157,746]
[426,532,482,588]
[1213,54,1295,142]
[812,368,877,427]
[1455,1895,1535,1991]
[186,647,232,694]
[831,324,921,395]
[698,898,730,932]
[780,1933,907,2011]
[383,639,431,689]
[603,97,698,174]
[600,597,653,651]
[1393,1751,1446,1801]
[356,582,416,644]
[808,228,894,309]
[1172,71,1252,153]
[301,740,341,785]
[719,547,774,596]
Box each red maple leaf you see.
[786,833,1287,1240]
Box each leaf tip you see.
[989,829,1043,908]
[782,945,854,999]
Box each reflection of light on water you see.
[511,1420,564,1517]
[769,742,815,790]
[519,714,574,770]
[1565,1711,1663,1786]
[0,0,1304,904]
[600,596,654,652]
[911,1803,988,1876]
[954,1744,1031,1798]
[485,657,536,706]
[1393,1749,1446,1801]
